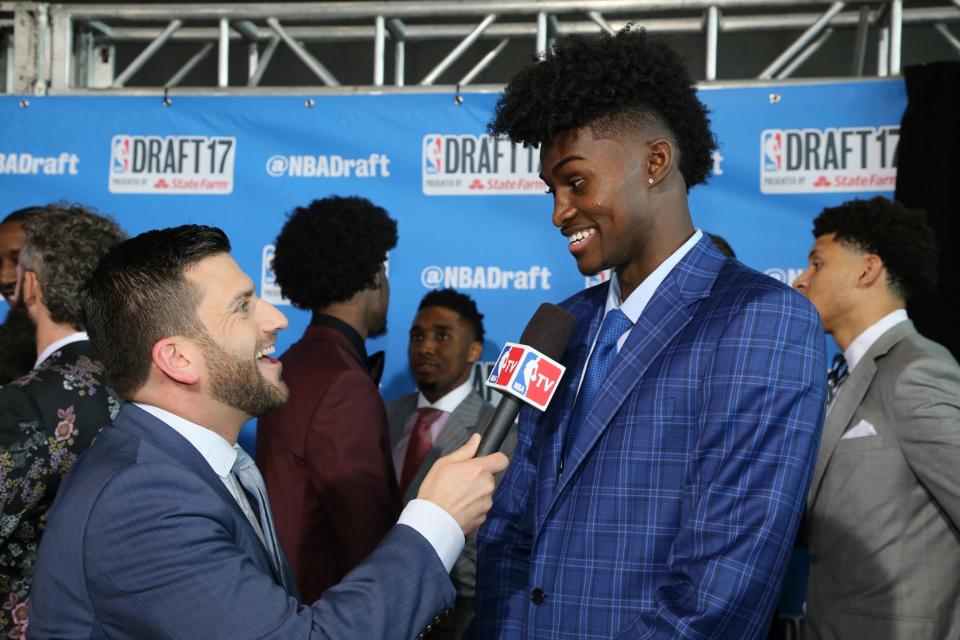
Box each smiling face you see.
[186,253,289,417]
[540,125,670,297]
[407,305,482,403]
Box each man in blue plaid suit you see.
[472,29,827,639]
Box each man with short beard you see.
[0,205,125,636]
[0,208,43,385]
[28,224,508,639]
[257,196,402,602]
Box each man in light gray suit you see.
[388,289,515,638]
[793,197,960,640]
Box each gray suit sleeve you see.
[893,353,960,528]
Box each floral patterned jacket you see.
[0,340,120,638]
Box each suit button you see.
[531,588,545,605]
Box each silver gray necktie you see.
[232,448,287,590]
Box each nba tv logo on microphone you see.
[487,342,565,411]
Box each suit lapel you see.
[534,288,606,530]
[807,321,915,511]
[402,393,485,502]
[434,394,482,452]
[114,404,287,589]
[537,237,725,531]
[388,394,418,449]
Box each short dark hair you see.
[418,288,485,344]
[82,225,230,398]
[3,206,47,225]
[272,196,398,311]
[19,203,126,330]
[489,27,716,190]
[813,196,938,300]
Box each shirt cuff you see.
[397,499,465,573]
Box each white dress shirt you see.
[134,403,464,573]
[578,230,704,393]
[843,308,909,373]
[392,378,474,479]
[35,331,88,369]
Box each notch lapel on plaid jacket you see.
[535,241,720,536]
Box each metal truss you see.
[2,1,960,94]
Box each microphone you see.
[476,303,576,457]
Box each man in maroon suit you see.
[256,196,400,602]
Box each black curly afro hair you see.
[272,196,397,311]
[489,27,716,190]
[813,196,939,301]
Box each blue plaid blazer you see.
[474,237,826,639]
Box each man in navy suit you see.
[29,225,507,639]
[473,29,827,639]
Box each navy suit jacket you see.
[474,237,827,639]
[29,403,455,639]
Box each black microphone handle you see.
[476,393,523,457]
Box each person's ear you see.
[19,269,40,307]
[645,138,674,187]
[151,337,201,386]
[467,340,483,364]
[858,254,885,289]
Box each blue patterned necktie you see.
[825,352,849,407]
[232,448,287,590]
[565,308,634,457]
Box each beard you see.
[197,333,288,417]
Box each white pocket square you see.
[841,419,878,440]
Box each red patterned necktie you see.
[400,408,444,494]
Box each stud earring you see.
[647,177,654,185]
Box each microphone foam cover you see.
[519,303,577,361]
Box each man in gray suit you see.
[388,289,514,638]
[793,197,960,640]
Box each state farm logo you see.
[260,244,290,306]
[422,134,547,196]
[265,152,390,178]
[421,265,552,290]
[760,126,898,194]
[109,134,236,195]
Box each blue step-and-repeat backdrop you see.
[0,80,906,451]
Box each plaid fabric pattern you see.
[474,237,827,640]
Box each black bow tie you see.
[367,351,385,385]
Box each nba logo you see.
[111,135,130,173]
[423,135,443,174]
[522,357,562,409]
[584,269,612,289]
[489,345,524,387]
[510,351,563,410]
[511,352,540,396]
[761,130,783,172]
[262,245,278,286]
